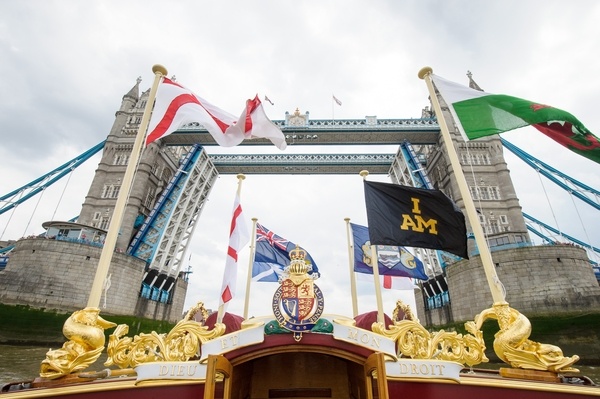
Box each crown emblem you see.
[288,245,308,275]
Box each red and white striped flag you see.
[219,191,250,307]
[146,77,286,150]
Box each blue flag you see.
[252,223,320,282]
[351,222,427,280]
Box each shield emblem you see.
[281,279,315,321]
[377,245,401,269]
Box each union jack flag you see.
[252,223,320,282]
[256,223,288,251]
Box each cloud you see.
[1,0,599,318]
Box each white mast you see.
[418,67,506,305]
[87,65,167,308]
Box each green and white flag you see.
[431,74,600,164]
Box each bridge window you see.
[487,220,500,234]
[461,152,491,165]
[99,217,110,230]
[113,153,129,165]
[469,186,501,201]
[144,190,155,209]
[151,162,161,176]
[101,185,121,199]
[488,235,510,247]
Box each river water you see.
[1,345,599,386]
[0,345,109,386]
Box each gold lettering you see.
[415,215,438,234]
[419,364,429,375]
[436,364,445,375]
[411,197,421,214]
[159,365,169,376]
[371,336,381,349]
[400,363,408,374]
[177,365,185,376]
[347,328,359,341]
[187,365,198,376]
[411,364,418,374]
[400,214,438,234]
[360,333,370,344]
[400,214,417,231]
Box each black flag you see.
[363,180,468,259]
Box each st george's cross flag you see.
[431,74,600,164]
[146,77,287,150]
[219,191,250,307]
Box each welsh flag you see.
[431,74,600,164]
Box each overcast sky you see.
[1,0,599,319]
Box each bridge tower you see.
[76,75,534,322]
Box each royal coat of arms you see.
[272,246,324,339]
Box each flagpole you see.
[87,64,167,308]
[418,67,506,305]
[243,218,258,320]
[344,218,359,318]
[332,95,335,121]
[360,170,385,324]
[217,173,246,323]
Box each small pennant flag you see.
[333,94,342,106]
[264,95,274,106]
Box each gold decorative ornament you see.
[373,301,488,368]
[105,301,225,369]
[474,303,580,373]
[40,307,117,379]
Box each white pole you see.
[418,67,506,305]
[360,170,386,324]
[243,218,258,320]
[87,64,167,308]
[344,218,359,318]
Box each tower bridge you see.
[2,79,598,324]
[160,115,439,174]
